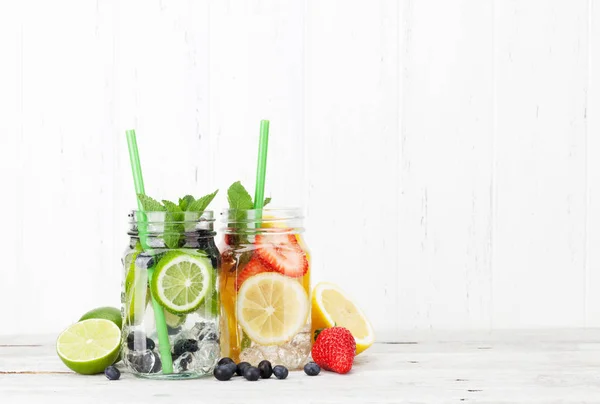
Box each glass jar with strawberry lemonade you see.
[219,208,311,369]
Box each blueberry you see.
[272,365,289,380]
[174,339,198,355]
[218,357,235,366]
[258,360,273,379]
[236,361,251,376]
[104,366,120,380]
[126,332,147,351]
[145,338,155,351]
[304,362,321,376]
[243,366,260,381]
[213,365,234,381]
[151,352,162,373]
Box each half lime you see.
[56,319,121,375]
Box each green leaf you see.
[263,197,272,207]
[162,200,184,249]
[137,194,166,211]
[227,181,254,210]
[178,195,195,211]
[187,189,219,212]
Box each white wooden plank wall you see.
[0,0,598,340]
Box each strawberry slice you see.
[255,233,309,278]
[236,258,272,290]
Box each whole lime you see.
[79,306,122,330]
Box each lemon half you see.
[311,282,375,354]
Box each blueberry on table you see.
[223,362,237,375]
[258,360,273,379]
[104,366,120,380]
[304,362,321,376]
[243,366,261,381]
[236,362,250,376]
[213,365,235,381]
[218,357,235,366]
[272,365,288,380]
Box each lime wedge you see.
[150,251,212,315]
[56,319,121,375]
[124,255,149,325]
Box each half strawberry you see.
[255,233,309,278]
[236,258,272,290]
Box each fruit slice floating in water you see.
[56,319,121,375]
[151,251,212,315]
[236,272,309,345]
[236,258,272,290]
[255,233,308,277]
[164,310,186,328]
[311,282,375,355]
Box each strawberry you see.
[236,258,272,290]
[311,327,356,374]
[255,233,308,277]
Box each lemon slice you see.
[56,319,121,374]
[312,282,375,354]
[236,272,309,345]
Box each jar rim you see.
[128,210,215,224]
[220,207,303,221]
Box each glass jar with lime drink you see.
[122,194,220,379]
[219,184,312,369]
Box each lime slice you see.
[79,306,122,330]
[56,319,121,375]
[164,310,186,328]
[236,272,309,345]
[151,251,212,315]
[124,256,149,325]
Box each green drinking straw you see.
[254,120,270,211]
[125,129,173,375]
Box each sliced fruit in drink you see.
[237,272,308,345]
[236,258,272,290]
[164,310,186,328]
[150,251,212,315]
[255,233,308,277]
[311,282,375,354]
[56,319,121,375]
[124,261,149,325]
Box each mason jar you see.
[219,208,311,369]
[121,210,220,379]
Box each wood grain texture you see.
[2,331,600,403]
[0,0,598,338]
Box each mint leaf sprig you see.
[226,181,272,246]
[136,190,218,248]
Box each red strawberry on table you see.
[236,258,271,290]
[311,327,356,374]
[255,233,308,277]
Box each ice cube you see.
[190,321,219,342]
[239,346,263,366]
[290,332,311,359]
[125,349,160,374]
[173,352,194,373]
[193,340,220,372]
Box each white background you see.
[1,0,599,341]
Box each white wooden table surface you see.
[1,330,599,404]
